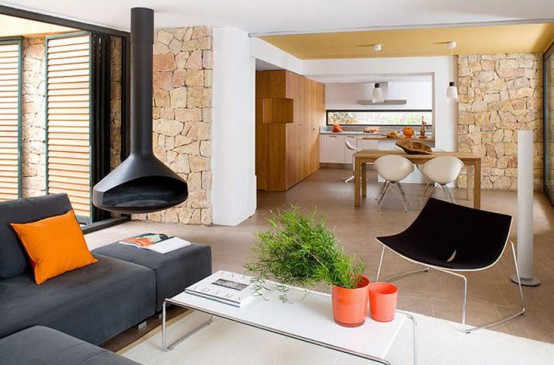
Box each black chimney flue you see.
[130,7,153,156]
[92,8,188,214]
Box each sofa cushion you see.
[0,194,72,279]
[93,242,212,311]
[0,326,140,365]
[0,254,156,345]
[11,210,98,284]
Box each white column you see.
[511,130,540,286]
[211,27,257,225]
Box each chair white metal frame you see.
[374,155,415,213]
[375,198,526,334]
[420,156,464,203]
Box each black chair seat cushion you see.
[0,326,140,365]
[93,242,212,311]
[0,255,156,345]
[377,198,512,270]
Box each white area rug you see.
[120,311,554,365]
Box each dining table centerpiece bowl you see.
[245,206,368,327]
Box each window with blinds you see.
[46,33,92,220]
[0,39,22,202]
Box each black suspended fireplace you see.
[93,8,188,214]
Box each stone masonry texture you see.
[132,26,213,225]
[457,53,543,190]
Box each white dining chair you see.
[343,140,361,183]
[374,155,414,212]
[420,156,464,203]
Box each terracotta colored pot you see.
[331,275,370,327]
[368,282,398,322]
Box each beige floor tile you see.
[85,168,554,348]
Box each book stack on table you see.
[185,271,255,307]
[118,233,191,254]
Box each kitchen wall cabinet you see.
[256,70,325,191]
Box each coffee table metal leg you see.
[396,311,418,365]
[162,300,215,351]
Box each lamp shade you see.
[372,83,384,103]
[447,81,458,100]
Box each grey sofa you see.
[0,326,140,365]
[0,194,156,345]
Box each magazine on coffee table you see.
[118,233,191,254]
[185,271,255,307]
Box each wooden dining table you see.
[354,149,482,209]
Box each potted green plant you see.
[245,206,369,327]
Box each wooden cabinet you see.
[256,70,325,191]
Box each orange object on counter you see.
[332,124,344,132]
[402,126,414,138]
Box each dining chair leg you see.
[344,175,354,183]
[377,181,391,211]
[397,182,410,213]
[443,185,456,203]
[375,181,387,201]
[422,180,433,198]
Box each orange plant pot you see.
[331,275,370,327]
[368,282,398,322]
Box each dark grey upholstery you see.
[0,254,156,345]
[0,326,140,365]
[93,242,212,311]
[0,194,72,279]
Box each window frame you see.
[326,109,434,127]
[0,36,23,200]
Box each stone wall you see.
[110,36,123,169]
[21,37,46,198]
[133,26,213,225]
[457,53,543,190]
[547,55,554,190]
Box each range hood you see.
[357,82,407,105]
[92,8,188,214]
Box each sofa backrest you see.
[0,194,73,279]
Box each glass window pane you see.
[327,110,432,126]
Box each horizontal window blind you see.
[0,40,21,202]
[46,34,92,219]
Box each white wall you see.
[326,81,433,111]
[212,27,257,225]
[250,37,304,75]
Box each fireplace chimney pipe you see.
[130,7,153,155]
[92,8,188,214]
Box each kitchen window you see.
[327,110,432,126]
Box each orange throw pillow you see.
[11,210,97,284]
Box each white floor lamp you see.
[510,130,540,286]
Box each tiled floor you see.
[86,168,554,347]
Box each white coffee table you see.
[162,276,417,364]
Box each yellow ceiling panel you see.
[260,23,554,59]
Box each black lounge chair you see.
[375,198,525,333]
